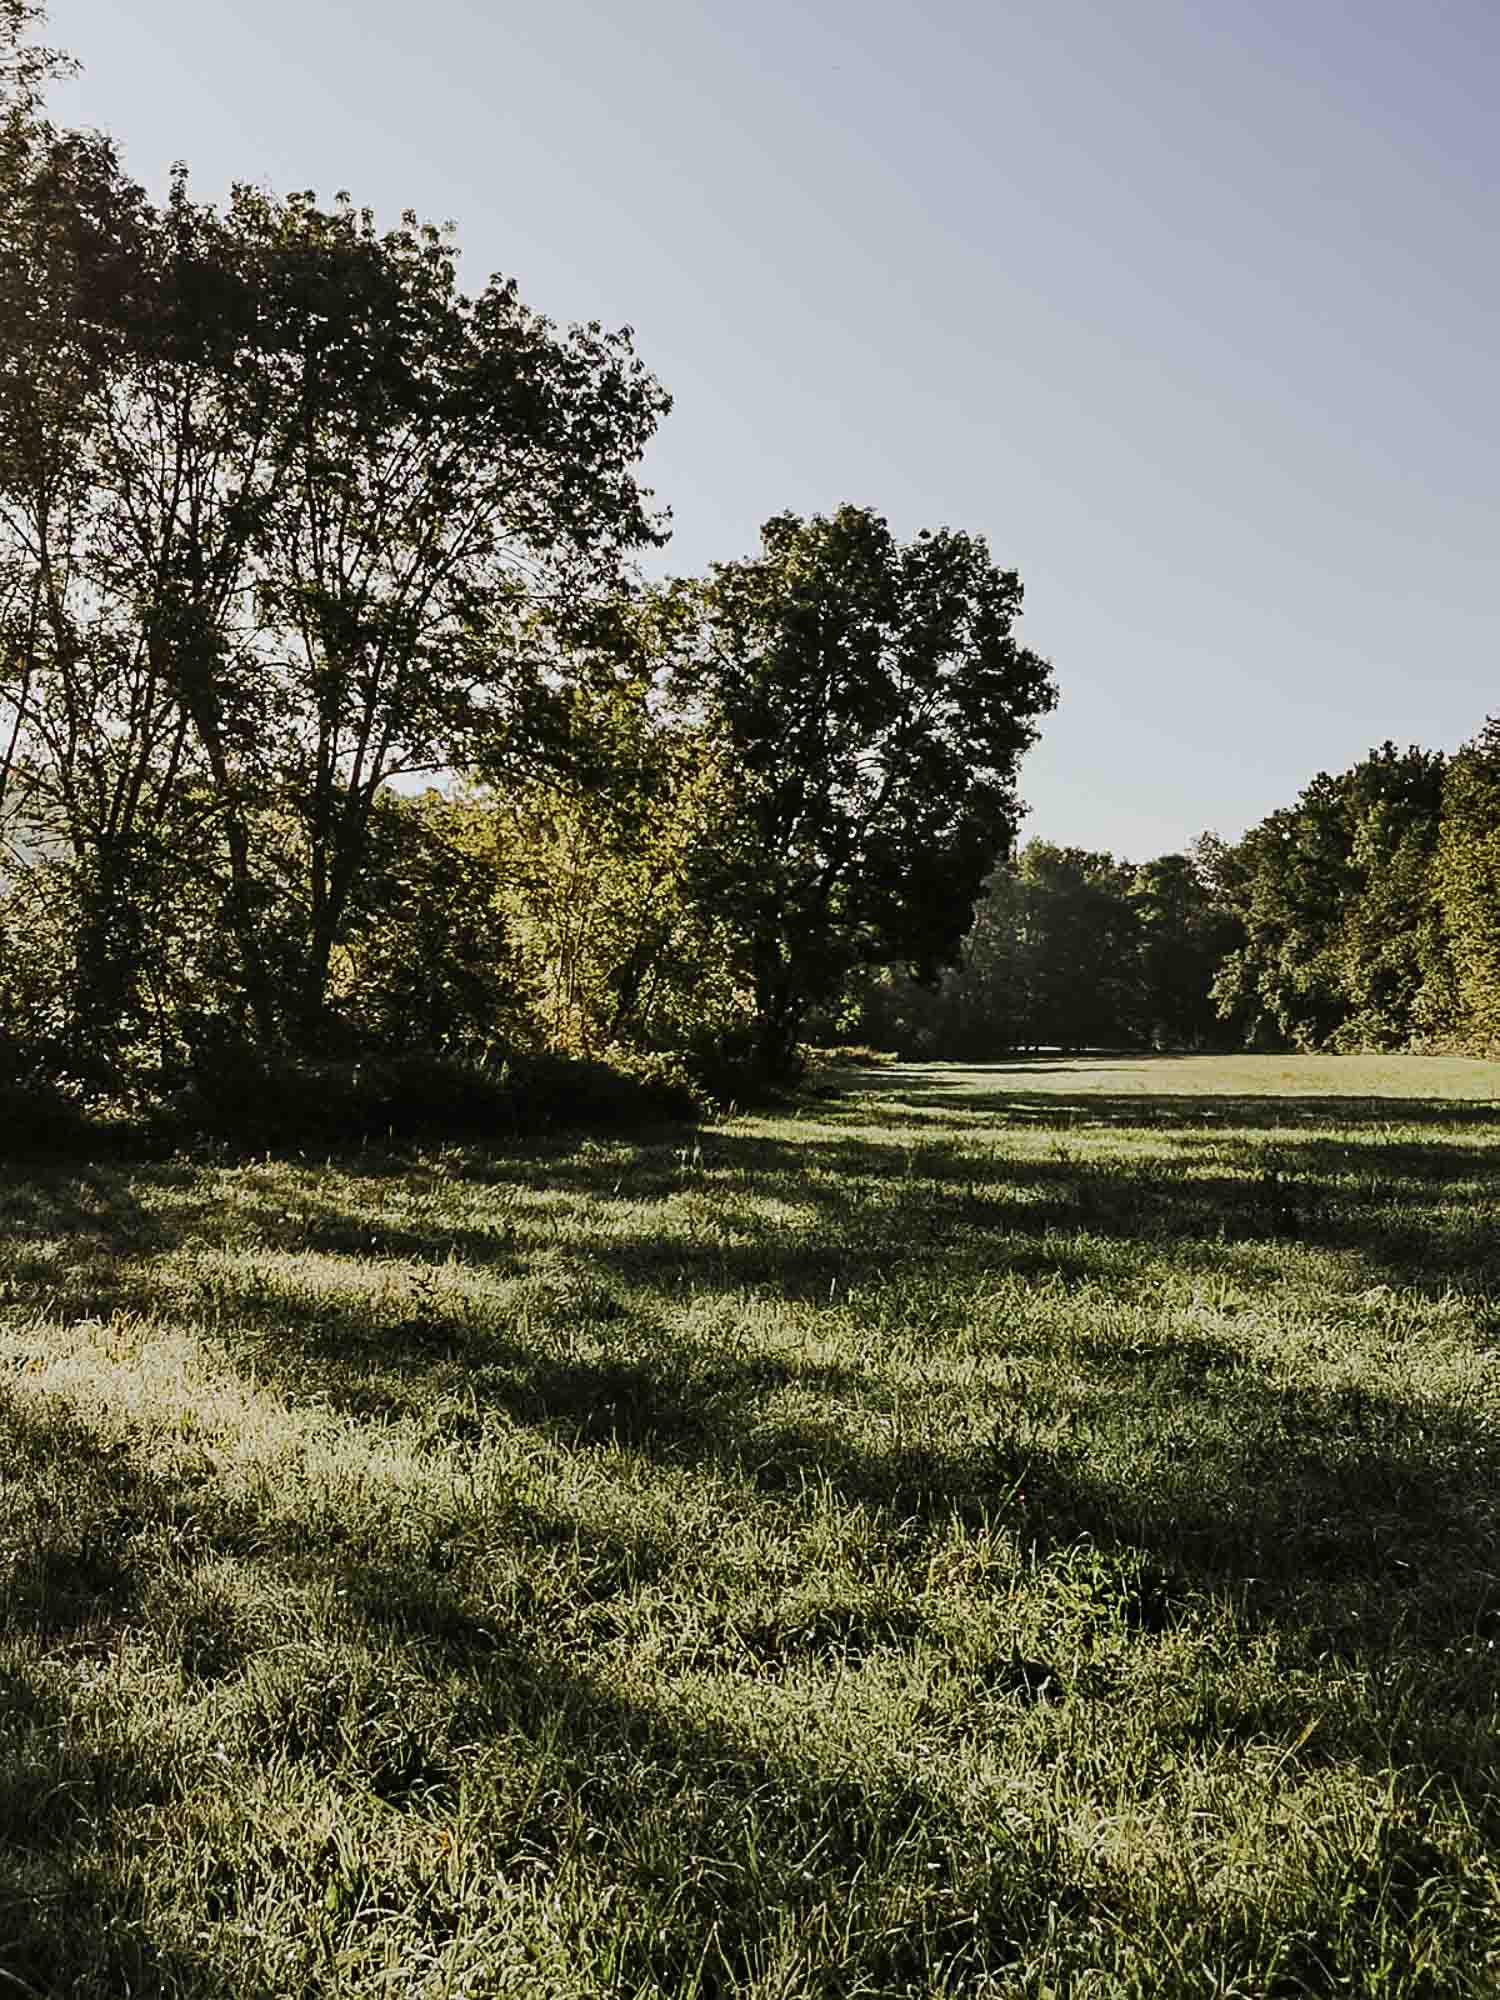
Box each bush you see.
[0,1077,101,1157]
[492,1048,702,1133]
[803,1044,899,1071]
[157,1046,700,1150]
[674,1023,803,1110]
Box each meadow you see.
[2,1051,1499,1997]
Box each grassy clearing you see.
[2,1051,1499,1996]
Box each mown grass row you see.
[2,1054,1498,1995]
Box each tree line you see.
[849,731,1500,1060]
[2,4,1493,1136]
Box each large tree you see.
[656,506,1057,1074]
[942,841,1142,1055]
[222,185,669,1042]
[0,33,671,1075]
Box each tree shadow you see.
[4,1331,1495,1995]
[83,1185,1497,1674]
[0,1665,264,1998]
[834,1070,1500,1132]
[0,1375,1145,1995]
[685,1112,1498,1291]
[12,1108,1496,1324]
[3,1206,1498,1993]
[0,1385,273,1995]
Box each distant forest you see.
[1,3,1495,1140]
[847,731,1500,1061]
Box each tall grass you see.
[1,1052,1497,1995]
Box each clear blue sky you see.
[50,0,1498,860]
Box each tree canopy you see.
[1209,745,1449,1051]
[0,21,670,1078]
[653,505,1057,1071]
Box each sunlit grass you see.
[847,1049,1500,1102]
[2,1053,1499,1994]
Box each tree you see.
[0,59,672,1076]
[0,11,175,1071]
[1209,744,1448,1050]
[474,684,748,1061]
[1433,721,1500,1048]
[941,842,1142,1054]
[1131,850,1236,1048]
[0,1,68,109]
[1334,787,1450,1048]
[657,506,1057,1074]
[941,858,1039,1054]
[322,790,531,1061]
[219,185,670,1044]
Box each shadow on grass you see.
[538,1115,1500,1301]
[2,1350,1494,1996]
[817,1063,1500,1139]
[53,1207,1495,1671]
[133,1201,1500,1709]
[8,1085,1494,1304]
[0,1682,255,2000]
[5,1109,1499,1617]
[0,1385,1143,1997]
[0,1389,266,1997]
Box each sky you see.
[48,0,1499,860]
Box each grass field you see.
[2,1051,1499,1996]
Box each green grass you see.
[2,1051,1499,1996]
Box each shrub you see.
[673,1022,804,1110]
[156,1046,700,1150]
[0,1077,100,1156]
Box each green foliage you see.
[1210,744,1449,1052]
[0,0,71,104]
[475,685,752,1066]
[877,841,1233,1059]
[1334,796,1453,1049]
[212,181,669,1042]
[656,506,1057,1076]
[325,791,532,1060]
[0,1073,96,1153]
[0,70,669,1080]
[1432,719,1500,1050]
[1130,849,1238,1048]
[978,842,1142,1051]
[159,1047,698,1148]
